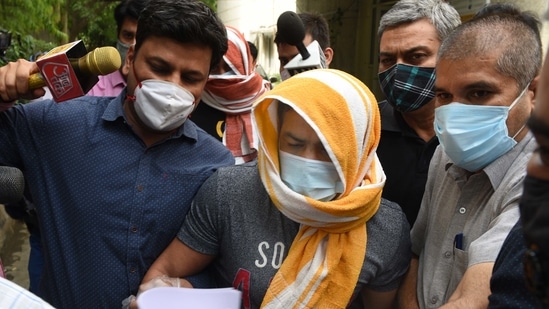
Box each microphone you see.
[276,11,310,60]
[280,40,327,81]
[0,166,25,204]
[28,46,121,90]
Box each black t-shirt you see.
[190,101,226,141]
[376,100,438,227]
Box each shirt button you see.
[129,266,136,273]
[131,226,138,233]
[430,296,438,304]
[137,185,144,192]
[459,207,466,214]
[445,251,452,258]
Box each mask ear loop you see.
[126,62,143,102]
[510,83,532,139]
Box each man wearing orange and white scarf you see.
[139,69,411,309]
[192,26,270,164]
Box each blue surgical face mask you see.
[434,86,528,172]
[116,39,132,65]
[279,150,344,201]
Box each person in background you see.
[2,189,42,294]
[398,4,541,308]
[247,40,270,83]
[376,0,461,226]
[275,12,334,75]
[0,0,233,307]
[520,41,549,308]
[247,40,258,67]
[191,26,270,164]
[133,69,411,309]
[87,0,147,96]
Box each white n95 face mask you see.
[133,80,196,132]
[279,150,344,202]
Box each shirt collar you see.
[101,89,199,142]
[109,70,127,88]
[446,131,535,189]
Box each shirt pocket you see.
[446,248,468,300]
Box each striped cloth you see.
[202,26,270,163]
[252,69,385,308]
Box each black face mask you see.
[521,174,549,307]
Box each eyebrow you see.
[283,131,305,143]
[147,56,207,79]
[434,81,497,93]
[380,45,433,57]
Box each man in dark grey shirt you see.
[135,69,411,308]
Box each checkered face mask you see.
[378,63,436,113]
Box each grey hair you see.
[438,12,542,91]
[378,0,461,41]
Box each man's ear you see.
[323,47,334,67]
[121,45,135,78]
[530,74,540,110]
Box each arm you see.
[397,255,419,309]
[361,287,397,309]
[127,239,216,309]
[439,262,493,309]
[142,236,216,286]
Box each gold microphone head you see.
[79,46,122,75]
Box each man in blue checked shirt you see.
[0,0,234,307]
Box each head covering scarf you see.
[253,69,385,308]
[202,25,270,163]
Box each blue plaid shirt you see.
[0,92,234,308]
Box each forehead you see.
[137,36,212,72]
[279,108,317,136]
[380,19,440,51]
[435,53,515,90]
[277,33,314,58]
[120,17,137,31]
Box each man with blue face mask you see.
[87,0,147,96]
[376,0,461,227]
[398,4,541,309]
[131,69,411,309]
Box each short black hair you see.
[135,0,228,70]
[298,12,330,50]
[472,2,541,46]
[114,0,148,35]
[274,12,331,50]
[247,41,258,62]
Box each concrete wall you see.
[217,0,297,78]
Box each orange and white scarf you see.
[202,26,270,163]
[253,69,385,308]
